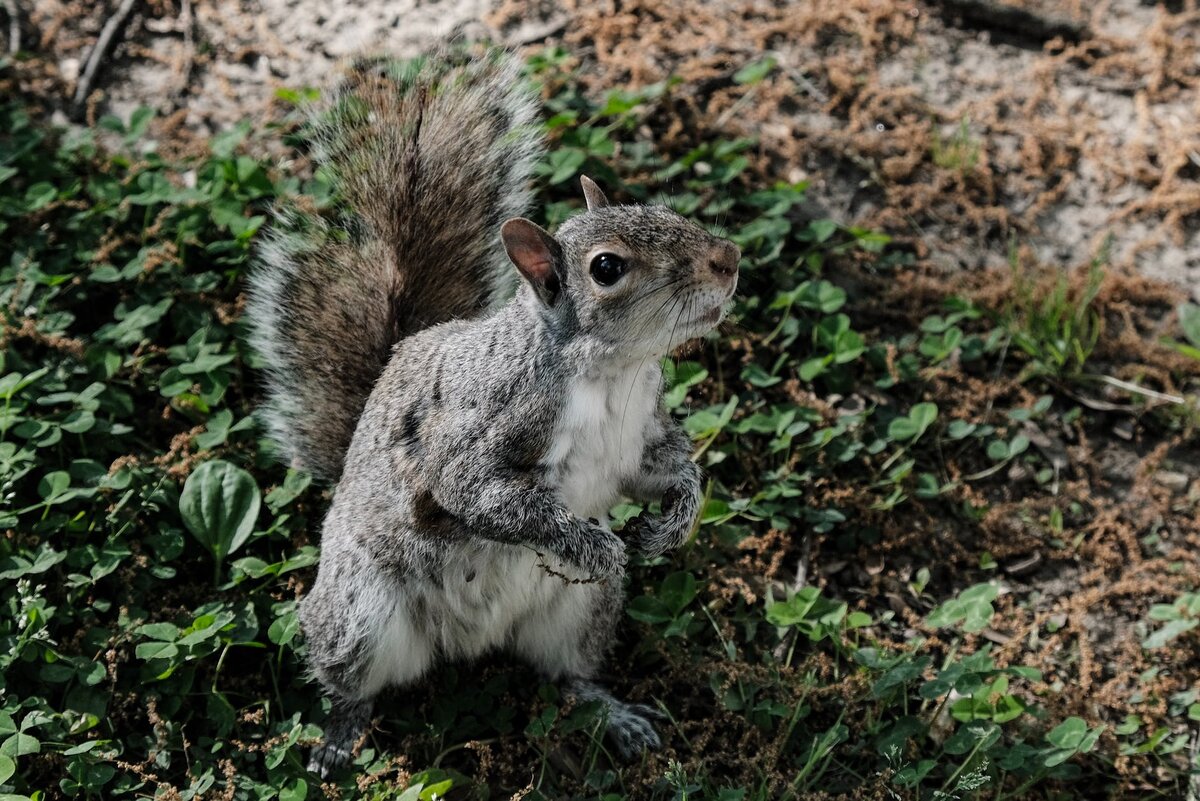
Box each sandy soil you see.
[17,0,1200,295]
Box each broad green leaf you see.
[0,732,40,758]
[1046,716,1087,750]
[179,460,261,563]
[279,779,308,801]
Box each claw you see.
[627,701,668,722]
[307,741,351,779]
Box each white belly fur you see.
[547,361,661,521]
[369,362,661,688]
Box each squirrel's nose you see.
[706,240,740,280]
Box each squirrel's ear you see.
[580,175,609,211]
[500,218,563,304]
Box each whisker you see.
[619,289,687,438]
[626,279,694,348]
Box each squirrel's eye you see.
[589,253,627,286]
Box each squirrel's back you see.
[247,50,544,481]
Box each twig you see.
[502,15,568,47]
[1096,374,1185,406]
[714,84,760,129]
[528,547,606,586]
[778,62,829,105]
[2,0,18,55]
[72,0,140,119]
[788,539,810,595]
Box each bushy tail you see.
[247,49,544,481]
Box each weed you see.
[1001,243,1106,382]
[931,117,981,176]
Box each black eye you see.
[589,253,627,286]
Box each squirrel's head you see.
[500,176,739,359]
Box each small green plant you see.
[931,117,981,175]
[888,402,939,443]
[627,571,700,639]
[767,585,871,649]
[927,582,999,633]
[1142,592,1200,649]
[1003,248,1105,382]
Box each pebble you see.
[1154,470,1190,494]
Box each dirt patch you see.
[15,0,1200,293]
[534,0,1200,292]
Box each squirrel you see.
[246,49,740,777]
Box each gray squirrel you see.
[246,50,740,777]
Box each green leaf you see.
[138,622,180,641]
[279,779,308,801]
[927,582,998,633]
[1178,303,1200,348]
[265,468,312,513]
[0,545,67,580]
[888,403,938,442]
[545,149,585,185]
[1046,716,1087,750]
[945,419,974,438]
[135,641,179,661]
[269,609,300,646]
[733,57,776,85]
[37,470,71,501]
[1142,618,1198,649]
[0,754,13,784]
[943,720,999,755]
[659,572,698,616]
[799,355,830,381]
[179,460,261,564]
[663,361,709,407]
[627,596,673,625]
[986,439,1009,460]
[0,732,40,758]
[808,219,838,244]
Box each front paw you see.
[628,480,701,558]
[566,525,628,579]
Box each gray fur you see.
[250,51,740,778]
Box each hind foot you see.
[567,678,663,759]
[307,696,373,779]
[606,698,663,758]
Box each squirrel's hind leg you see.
[512,581,663,759]
[301,564,434,778]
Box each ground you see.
[22,0,1200,292]
[2,1,1200,799]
